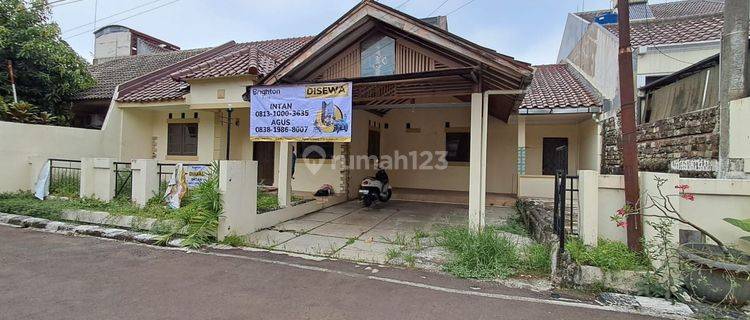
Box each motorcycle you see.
[358,168,392,207]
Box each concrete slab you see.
[331,212,390,228]
[275,234,348,256]
[372,218,434,231]
[309,223,371,239]
[360,228,418,244]
[335,240,401,264]
[296,211,349,223]
[246,230,297,248]
[273,220,326,233]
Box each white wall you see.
[594,174,750,253]
[563,23,620,105]
[636,42,720,78]
[557,13,591,63]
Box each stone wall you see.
[601,107,719,178]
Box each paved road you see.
[0,225,661,320]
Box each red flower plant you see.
[681,193,695,201]
[616,220,628,228]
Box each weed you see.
[434,226,520,279]
[385,247,402,262]
[220,234,248,247]
[491,213,528,236]
[403,252,416,267]
[346,237,357,245]
[522,243,552,275]
[566,237,649,271]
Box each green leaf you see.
[723,218,750,233]
[741,236,750,242]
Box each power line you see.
[61,0,170,35]
[63,0,181,40]
[640,19,694,65]
[443,0,476,16]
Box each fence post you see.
[640,172,680,268]
[80,158,115,201]
[217,160,258,241]
[277,141,293,208]
[131,159,159,207]
[578,170,599,247]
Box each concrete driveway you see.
[246,200,514,263]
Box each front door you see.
[542,137,568,175]
[253,142,275,185]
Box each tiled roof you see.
[574,0,724,22]
[170,36,312,81]
[117,36,311,103]
[520,64,601,110]
[72,48,208,100]
[604,13,723,46]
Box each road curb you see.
[0,212,176,247]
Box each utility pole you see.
[6,60,18,103]
[225,107,234,160]
[616,0,643,252]
[717,0,749,179]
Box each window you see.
[367,130,380,158]
[360,35,395,77]
[297,142,334,159]
[445,132,470,162]
[542,137,568,175]
[167,123,198,156]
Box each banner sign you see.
[249,82,352,142]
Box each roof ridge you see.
[235,35,314,47]
[627,11,722,25]
[117,41,237,100]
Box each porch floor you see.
[392,187,516,207]
[245,200,515,264]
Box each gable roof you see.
[520,64,602,111]
[169,36,312,81]
[260,0,532,86]
[116,37,311,103]
[72,48,208,101]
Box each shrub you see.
[567,238,649,271]
[522,243,552,275]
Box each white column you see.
[80,158,115,201]
[131,159,159,207]
[218,160,258,240]
[277,141,293,208]
[640,172,680,269]
[516,116,526,195]
[578,170,599,246]
[469,92,486,233]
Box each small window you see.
[167,123,198,156]
[542,137,568,175]
[445,132,470,162]
[298,142,334,159]
[360,35,395,77]
[368,130,380,158]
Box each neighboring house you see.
[70,26,204,129]
[100,0,603,216]
[558,0,725,114]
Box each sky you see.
[49,0,674,66]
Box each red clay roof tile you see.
[520,64,601,110]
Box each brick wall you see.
[601,107,719,178]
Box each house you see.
[558,0,725,113]
[68,0,603,227]
[70,27,202,129]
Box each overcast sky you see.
[50,0,675,66]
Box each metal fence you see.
[553,171,579,254]
[114,162,132,199]
[48,159,81,197]
[157,163,214,194]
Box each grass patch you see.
[566,238,649,271]
[257,190,305,213]
[434,226,551,279]
[220,234,248,247]
[491,212,528,236]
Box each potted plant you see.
[612,177,750,305]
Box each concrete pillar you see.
[578,170,599,246]
[80,158,115,201]
[640,172,680,268]
[277,141,293,208]
[469,92,486,232]
[517,116,526,175]
[131,159,159,207]
[217,160,258,241]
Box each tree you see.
[0,0,93,124]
